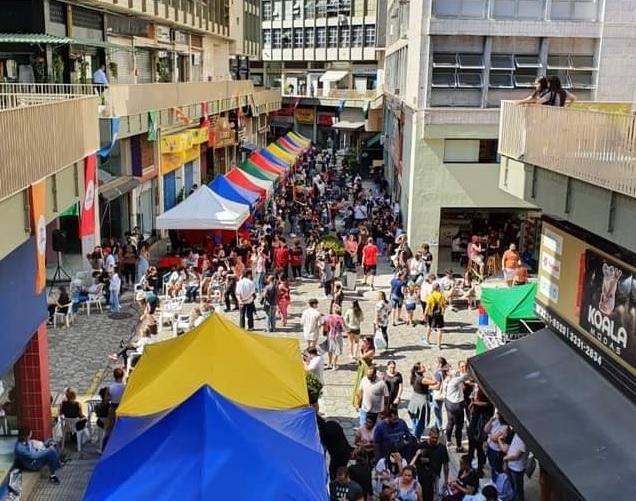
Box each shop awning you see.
[260,148,290,168]
[240,142,258,153]
[100,176,141,202]
[364,133,382,148]
[241,160,279,182]
[70,38,135,51]
[470,329,636,501]
[0,33,72,44]
[480,283,537,333]
[319,70,349,83]
[209,176,259,206]
[332,121,365,131]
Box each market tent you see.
[240,159,279,182]
[480,283,538,333]
[267,143,298,164]
[260,148,290,168]
[83,386,327,501]
[155,186,249,230]
[117,313,307,416]
[288,131,312,149]
[277,136,303,153]
[209,176,259,206]
[226,168,270,198]
[250,151,288,174]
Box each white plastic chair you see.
[172,314,191,337]
[157,297,185,329]
[53,303,75,328]
[85,285,105,315]
[60,416,90,452]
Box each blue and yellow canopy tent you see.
[266,142,298,165]
[260,148,290,168]
[82,314,328,501]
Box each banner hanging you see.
[29,180,46,293]
[80,155,97,238]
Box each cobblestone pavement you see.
[32,253,539,500]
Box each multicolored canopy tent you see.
[281,133,304,150]
[250,151,288,173]
[266,143,298,164]
[82,314,328,501]
[83,387,327,501]
[276,136,302,153]
[226,168,271,199]
[155,186,249,230]
[260,148,290,168]
[209,176,259,207]
[480,283,538,334]
[287,131,312,149]
[240,159,279,183]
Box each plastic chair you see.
[53,303,75,329]
[60,416,90,452]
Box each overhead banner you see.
[80,155,97,238]
[97,117,120,157]
[578,249,636,368]
[148,111,159,141]
[29,179,46,293]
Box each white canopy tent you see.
[155,186,250,230]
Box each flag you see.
[337,99,346,112]
[201,102,208,117]
[97,117,120,157]
[29,180,46,293]
[174,107,191,125]
[80,155,97,238]
[148,111,159,141]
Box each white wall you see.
[202,36,232,80]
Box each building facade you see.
[383,0,636,272]
[258,0,385,150]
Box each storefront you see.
[131,133,159,238]
[0,238,50,485]
[160,129,204,212]
[469,215,636,501]
[294,107,315,141]
[208,116,237,176]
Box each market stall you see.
[475,283,544,354]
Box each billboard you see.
[578,250,636,368]
[535,220,636,399]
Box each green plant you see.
[108,61,118,80]
[32,58,49,83]
[319,234,346,256]
[73,57,89,84]
[306,372,323,405]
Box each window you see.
[263,29,272,47]
[458,53,484,69]
[327,26,338,47]
[316,0,326,16]
[272,29,282,48]
[432,52,483,89]
[339,26,350,47]
[292,0,302,18]
[432,53,458,68]
[294,28,304,48]
[364,25,375,47]
[514,55,542,68]
[262,0,272,19]
[316,27,326,47]
[304,0,315,17]
[547,54,570,69]
[513,67,538,87]
[457,71,483,88]
[305,27,315,47]
[490,54,515,70]
[282,28,292,47]
[431,69,457,88]
[443,139,499,163]
[352,25,363,47]
[568,71,595,89]
[489,71,514,88]
[548,53,597,89]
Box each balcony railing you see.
[282,88,382,100]
[108,80,256,116]
[0,96,100,201]
[499,100,636,198]
[253,89,282,112]
[0,83,95,98]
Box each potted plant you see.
[306,372,323,405]
[108,61,118,82]
[52,55,64,84]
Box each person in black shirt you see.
[466,386,494,477]
[411,428,449,501]
[317,415,353,480]
[447,454,479,501]
[348,447,373,500]
[330,467,364,501]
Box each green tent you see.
[240,160,278,183]
[480,283,538,334]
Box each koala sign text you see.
[579,250,636,369]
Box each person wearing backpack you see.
[424,283,446,349]
[499,430,527,501]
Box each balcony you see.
[282,87,383,109]
[253,89,283,114]
[499,101,636,198]
[0,96,100,201]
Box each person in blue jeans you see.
[14,427,62,484]
[389,271,407,325]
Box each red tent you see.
[250,153,286,176]
[226,168,267,199]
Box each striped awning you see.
[0,33,72,44]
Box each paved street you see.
[30,251,540,500]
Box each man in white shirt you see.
[103,247,116,274]
[485,413,509,481]
[235,270,256,330]
[109,266,122,313]
[300,298,323,349]
[501,431,527,501]
[303,347,324,383]
[354,365,388,427]
[353,202,367,223]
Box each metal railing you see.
[499,100,636,198]
[0,96,100,201]
[282,88,382,100]
[0,83,96,96]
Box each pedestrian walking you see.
[236,270,256,330]
[109,266,121,313]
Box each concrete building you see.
[258,0,385,152]
[383,0,636,272]
[0,0,281,244]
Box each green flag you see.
[59,202,79,217]
[148,110,159,141]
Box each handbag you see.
[373,328,387,350]
[525,452,537,478]
[75,418,88,432]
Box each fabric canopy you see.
[288,131,312,149]
[226,168,270,198]
[266,143,298,164]
[240,160,279,182]
[209,176,259,206]
[155,186,249,230]
[277,136,302,153]
[83,386,327,501]
[480,283,537,333]
[280,134,303,150]
[249,153,287,177]
[117,314,307,416]
[260,148,291,168]
[470,329,636,501]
